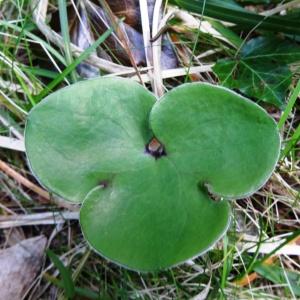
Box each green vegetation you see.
[0,0,299,298]
[26,77,279,271]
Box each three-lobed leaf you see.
[25,77,280,271]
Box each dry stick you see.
[0,114,24,140]
[152,0,164,97]
[151,9,175,43]
[261,0,300,16]
[0,211,79,229]
[168,7,234,47]
[0,136,25,152]
[234,235,300,286]
[0,160,76,210]
[0,159,50,200]
[139,0,155,91]
[108,65,213,82]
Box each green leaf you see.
[169,0,300,35]
[81,160,230,271]
[47,250,75,299]
[213,37,300,107]
[241,37,300,64]
[26,78,155,202]
[25,77,280,271]
[254,264,300,296]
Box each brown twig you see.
[0,159,50,201]
[0,159,76,210]
[151,0,164,97]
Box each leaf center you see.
[145,138,166,160]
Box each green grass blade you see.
[47,250,75,299]
[210,20,243,48]
[278,80,300,130]
[75,287,101,299]
[234,219,265,282]
[44,270,100,299]
[170,0,300,35]
[22,67,59,79]
[58,0,77,82]
[220,235,228,292]
[0,90,28,117]
[0,21,67,66]
[281,124,300,159]
[15,73,36,106]
[34,25,114,102]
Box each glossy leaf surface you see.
[25,77,280,271]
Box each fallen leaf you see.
[0,235,47,300]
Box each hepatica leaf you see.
[213,37,300,108]
[25,77,280,272]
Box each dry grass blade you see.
[0,212,79,229]
[0,160,75,210]
[0,78,29,94]
[127,65,213,83]
[0,90,28,117]
[261,0,300,16]
[139,0,154,90]
[0,114,24,140]
[0,159,50,201]
[234,236,300,287]
[31,0,133,73]
[152,0,164,97]
[0,136,25,152]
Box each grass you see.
[0,0,299,299]
[58,0,77,83]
